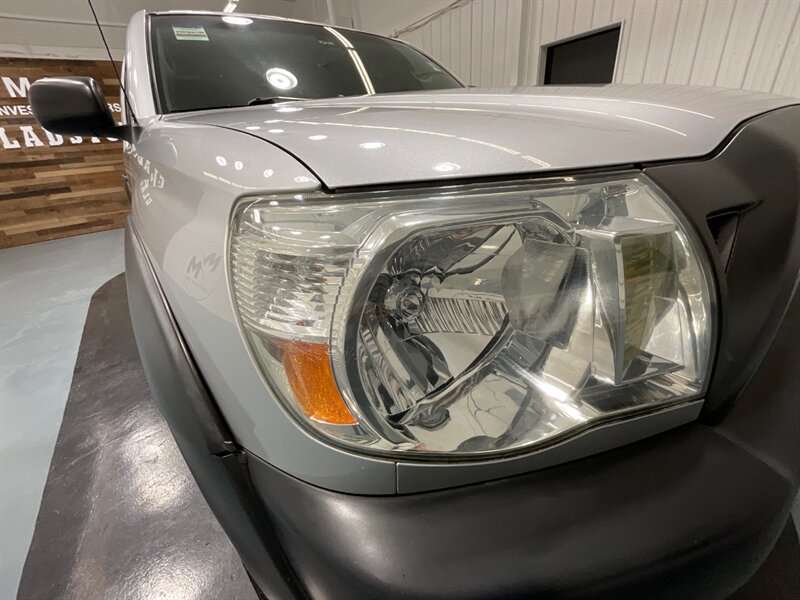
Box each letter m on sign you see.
[2,77,32,98]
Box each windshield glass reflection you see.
[150,15,462,113]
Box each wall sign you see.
[0,57,128,249]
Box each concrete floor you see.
[0,230,124,600]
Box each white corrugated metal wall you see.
[396,0,800,97]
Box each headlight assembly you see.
[230,175,715,458]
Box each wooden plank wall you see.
[0,58,128,249]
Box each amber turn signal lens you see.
[282,341,357,425]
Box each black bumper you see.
[246,288,798,599]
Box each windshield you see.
[150,15,462,113]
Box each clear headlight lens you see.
[231,175,715,457]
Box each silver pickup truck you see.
[30,9,799,600]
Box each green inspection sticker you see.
[173,25,209,41]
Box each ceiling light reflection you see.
[270,119,549,168]
[222,15,252,25]
[433,162,460,173]
[266,67,298,91]
[616,114,688,136]
[629,100,714,119]
[324,26,376,95]
[360,142,385,149]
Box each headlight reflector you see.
[231,175,715,457]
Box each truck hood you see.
[169,84,797,189]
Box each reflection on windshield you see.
[265,68,298,91]
[150,15,461,113]
[324,26,376,95]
